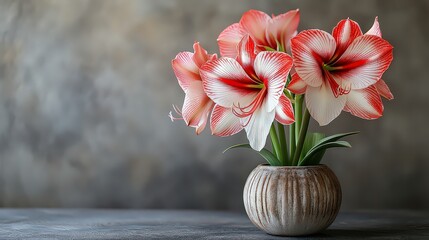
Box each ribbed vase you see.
[243,164,341,236]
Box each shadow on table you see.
[317,225,429,239]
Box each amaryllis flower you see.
[218,9,300,58]
[290,18,393,125]
[171,42,243,136]
[200,36,294,151]
[362,17,394,101]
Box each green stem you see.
[289,104,296,163]
[292,108,311,166]
[277,122,288,165]
[270,124,282,162]
[295,95,303,142]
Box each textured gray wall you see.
[0,0,428,210]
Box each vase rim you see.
[257,164,328,169]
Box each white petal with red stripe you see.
[172,52,200,92]
[237,35,257,77]
[305,82,347,126]
[287,73,307,94]
[200,57,259,108]
[192,42,211,67]
[365,17,382,37]
[254,51,292,111]
[332,19,363,57]
[275,94,295,125]
[239,10,270,45]
[242,102,276,151]
[210,105,243,137]
[331,35,393,90]
[291,30,336,87]
[344,85,383,120]
[374,79,394,100]
[267,9,300,50]
[181,81,215,134]
[217,23,247,58]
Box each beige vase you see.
[243,164,341,236]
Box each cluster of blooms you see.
[170,9,393,151]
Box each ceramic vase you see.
[243,164,341,236]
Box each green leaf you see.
[223,144,282,166]
[306,149,326,166]
[300,132,326,159]
[297,131,358,166]
[314,131,359,147]
[298,141,352,166]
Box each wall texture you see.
[0,0,428,211]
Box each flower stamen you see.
[169,105,184,122]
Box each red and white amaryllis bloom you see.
[218,9,300,58]
[171,42,243,136]
[200,36,294,151]
[290,18,393,125]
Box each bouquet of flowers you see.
[170,9,393,166]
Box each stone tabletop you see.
[0,209,428,239]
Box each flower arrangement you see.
[170,9,393,166]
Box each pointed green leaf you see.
[300,132,326,159]
[315,131,359,147]
[305,149,326,166]
[298,131,358,165]
[299,141,352,166]
[223,143,282,166]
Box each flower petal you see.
[200,57,259,108]
[332,19,363,58]
[172,52,200,92]
[287,73,307,94]
[306,82,347,126]
[365,17,382,37]
[374,79,394,100]
[239,10,270,45]
[243,102,276,151]
[254,51,293,111]
[192,42,216,68]
[236,35,257,77]
[182,81,215,134]
[210,104,243,136]
[331,35,393,90]
[344,85,383,119]
[217,23,247,58]
[267,9,300,50]
[275,94,295,125]
[291,30,336,87]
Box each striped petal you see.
[192,42,216,68]
[210,104,243,137]
[291,30,336,87]
[243,102,276,151]
[267,9,300,50]
[374,79,394,100]
[344,85,383,119]
[332,19,363,58]
[182,81,215,134]
[200,57,259,108]
[365,17,382,37]
[217,23,247,58]
[172,52,200,92]
[254,51,292,112]
[287,73,307,94]
[331,35,393,90]
[237,35,258,78]
[275,94,295,125]
[306,82,347,126]
[240,10,270,45]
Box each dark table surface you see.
[0,209,428,239]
